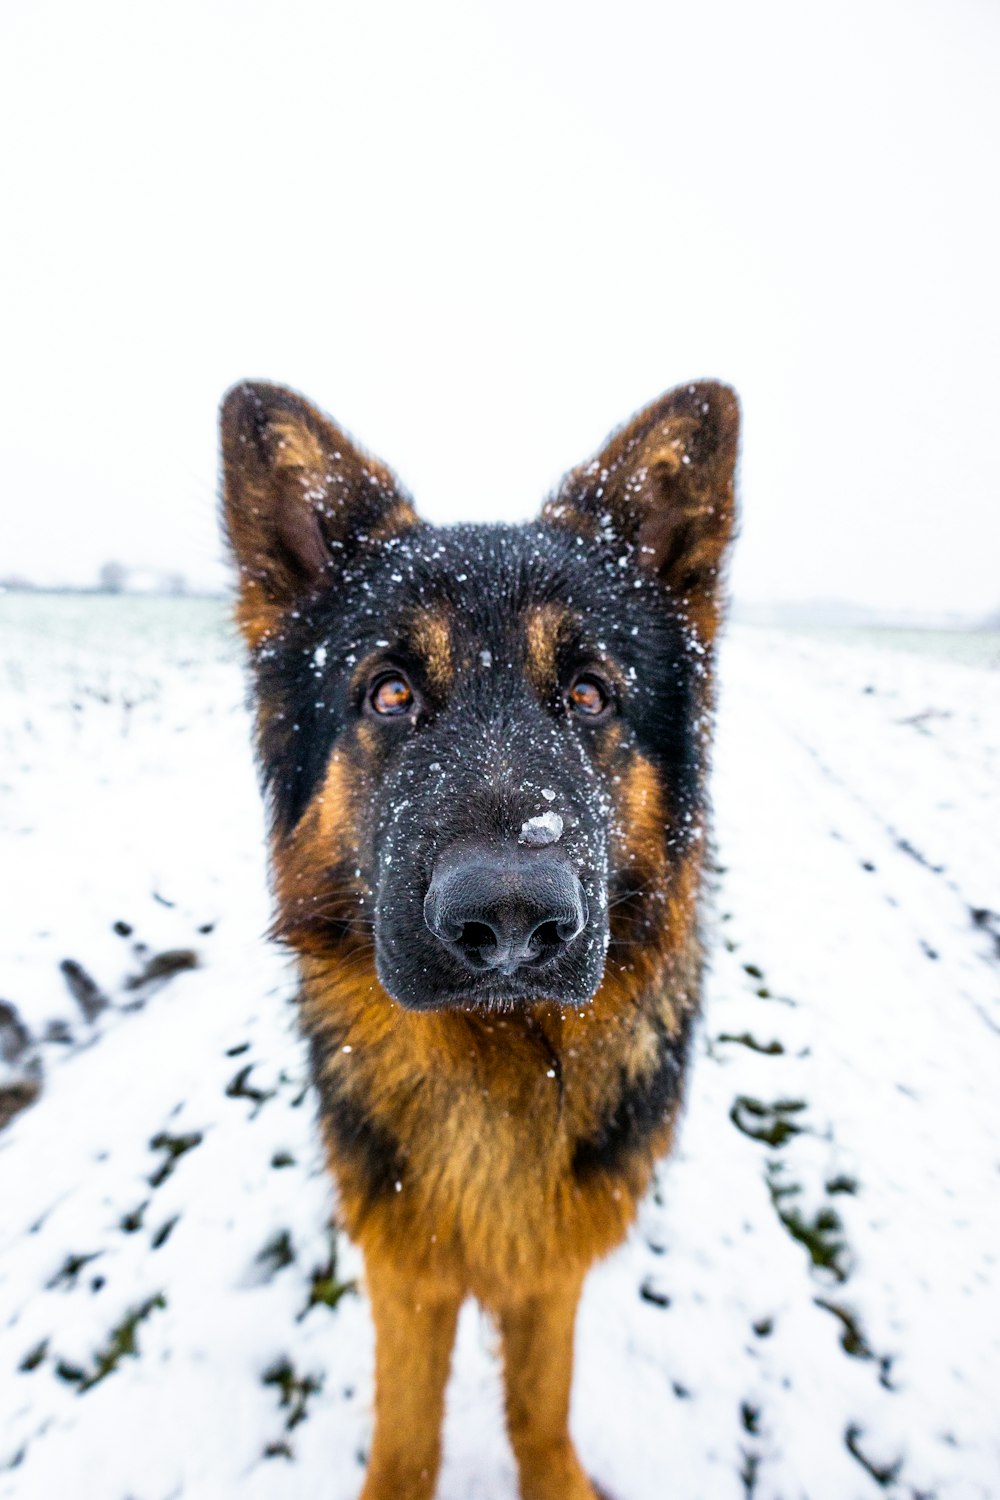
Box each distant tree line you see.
[0,565,190,595]
[97,562,188,595]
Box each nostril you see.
[459,920,498,955]
[529,919,563,951]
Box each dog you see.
[220,376,739,1500]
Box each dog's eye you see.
[567,674,612,719]
[368,673,414,717]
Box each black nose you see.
[424,847,587,974]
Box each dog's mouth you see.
[435,952,598,1010]
[375,948,606,1013]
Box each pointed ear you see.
[220,381,418,646]
[543,381,739,642]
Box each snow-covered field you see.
[2,594,998,1500]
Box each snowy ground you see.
[1,594,998,1500]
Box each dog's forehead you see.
[351,522,630,649]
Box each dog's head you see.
[221,381,738,1013]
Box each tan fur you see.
[408,608,454,693]
[524,603,570,694]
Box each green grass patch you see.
[19,1340,48,1373]
[148,1130,203,1188]
[225,1063,276,1114]
[730,1096,807,1148]
[299,1230,356,1320]
[262,1358,323,1430]
[718,1032,784,1056]
[766,1162,848,1281]
[46,1251,103,1290]
[57,1294,166,1393]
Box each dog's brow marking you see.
[409,609,453,692]
[524,604,566,690]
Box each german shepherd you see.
[220,377,739,1500]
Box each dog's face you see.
[222,381,738,1013]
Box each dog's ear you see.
[543,381,739,642]
[220,381,418,646]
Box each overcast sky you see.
[2,0,998,617]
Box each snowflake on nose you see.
[518,812,564,847]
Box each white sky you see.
[2,0,998,616]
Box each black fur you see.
[572,1007,696,1179]
[308,1031,407,1203]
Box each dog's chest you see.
[327,1018,648,1286]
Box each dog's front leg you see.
[496,1274,599,1500]
[359,1260,462,1500]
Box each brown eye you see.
[567,674,612,718]
[369,673,414,717]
